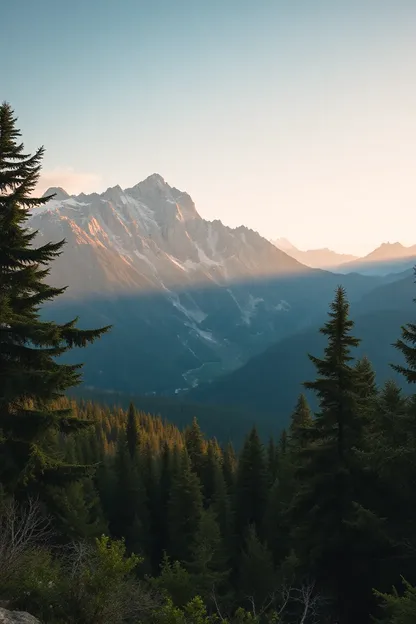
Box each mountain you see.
[31,174,383,396]
[190,271,416,424]
[272,239,357,269]
[339,242,416,276]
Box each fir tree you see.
[266,437,279,486]
[110,437,150,557]
[185,417,206,481]
[168,449,203,563]
[187,508,229,603]
[291,286,387,623]
[238,525,276,610]
[288,394,313,451]
[0,103,109,493]
[126,402,138,459]
[235,427,268,542]
[222,442,237,494]
[354,356,378,428]
[393,268,416,384]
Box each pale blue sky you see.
[2,0,416,254]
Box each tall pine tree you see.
[0,103,109,493]
[291,286,386,623]
[235,427,268,543]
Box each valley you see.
[31,175,414,408]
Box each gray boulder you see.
[0,608,40,623]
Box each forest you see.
[2,101,416,624]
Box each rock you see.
[0,608,40,623]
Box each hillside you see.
[190,273,416,420]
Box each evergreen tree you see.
[126,402,138,459]
[202,439,222,507]
[168,449,203,563]
[187,508,229,603]
[266,437,279,486]
[222,442,237,494]
[354,356,378,428]
[185,417,206,481]
[238,525,276,610]
[110,437,150,557]
[235,427,268,542]
[0,103,109,493]
[393,268,416,384]
[288,394,313,451]
[291,287,386,623]
[157,441,174,559]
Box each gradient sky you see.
[2,0,416,255]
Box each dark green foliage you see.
[376,578,416,624]
[110,437,150,556]
[290,287,389,622]
[185,417,206,481]
[126,402,139,459]
[168,449,203,563]
[187,508,230,603]
[0,102,109,493]
[288,393,313,451]
[234,427,268,543]
[393,269,416,385]
[238,526,276,609]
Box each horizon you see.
[3,0,416,255]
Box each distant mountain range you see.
[272,238,357,269]
[339,242,416,276]
[272,238,416,276]
[30,174,385,396]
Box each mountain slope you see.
[31,174,384,395]
[190,273,416,422]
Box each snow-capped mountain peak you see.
[30,175,306,299]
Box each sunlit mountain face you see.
[31,174,384,395]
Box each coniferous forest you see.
[3,104,416,624]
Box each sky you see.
[2,0,416,255]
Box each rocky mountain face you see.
[30,174,380,395]
[35,175,306,296]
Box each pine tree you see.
[185,417,206,481]
[291,286,386,623]
[110,437,150,557]
[235,427,268,542]
[354,356,378,427]
[266,437,279,486]
[288,394,313,451]
[222,442,237,494]
[393,268,416,384]
[202,439,222,507]
[186,508,229,603]
[126,402,138,459]
[168,449,203,563]
[0,103,109,493]
[238,525,276,610]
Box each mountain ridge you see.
[30,174,385,395]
